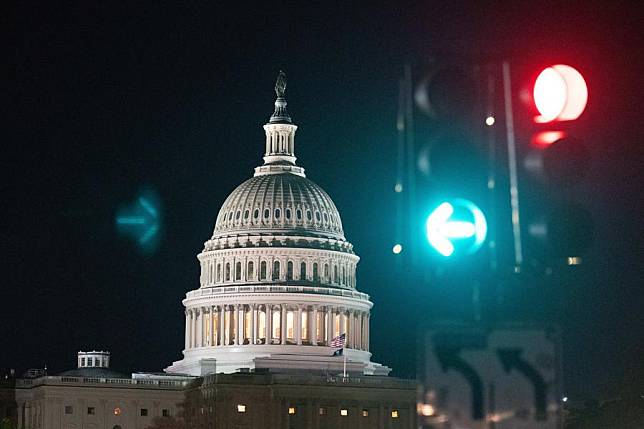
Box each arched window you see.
[300,262,307,280]
[225,263,231,281]
[217,264,221,282]
[315,211,321,222]
[244,209,249,220]
[287,261,293,280]
[229,211,234,223]
[260,261,267,280]
[264,208,270,219]
[342,266,346,284]
[286,208,292,220]
[272,261,280,280]
[254,209,260,219]
[247,261,254,280]
[323,212,328,223]
[306,210,312,221]
[235,210,241,220]
[324,264,329,280]
[236,262,242,281]
[313,263,319,282]
[275,208,281,219]
[296,209,302,220]
[334,265,338,283]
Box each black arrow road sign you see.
[435,347,484,420]
[497,348,547,420]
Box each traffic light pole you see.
[502,61,524,272]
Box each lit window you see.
[113,407,121,416]
[237,404,246,413]
[288,407,296,415]
[140,409,148,417]
[340,409,348,416]
[362,409,369,417]
[318,407,327,415]
[391,410,399,418]
[64,406,73,415]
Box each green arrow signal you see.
[426,199,487,257]
[116,192,161,253]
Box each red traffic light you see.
[533,65,588,123]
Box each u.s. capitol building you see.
[9,73,416,429]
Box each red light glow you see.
[532,131,566,147]
[534,65,588,123]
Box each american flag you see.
[330,333,346,349]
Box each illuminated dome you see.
[213,173,346,242]
[166,72,390,377]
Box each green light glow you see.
[425,199,488,257]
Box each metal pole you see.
[502,61,524,271]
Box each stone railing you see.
[15,376,192,389]
[186,284,370,301]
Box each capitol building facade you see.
[7,73,415,429]
[167,71,388,377]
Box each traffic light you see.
[517,63,594,269]
[411,63,491,267]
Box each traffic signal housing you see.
[518,64,595,269]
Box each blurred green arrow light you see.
[425,199,487,257]
[116,191,162,253]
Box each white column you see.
[296,305,303,345]
[357,312,363,350]
[311,306,318,346]
[191,309,197,348]
[184,310,190,350]
[210,306,216,346]
[281,304,287,345]
[339,308,346,338]
[266,304,273,345]
[219,306,225,346]
[196,308,203,347]
[366,313,370,350]
[250,304,257,345]
[326,306,334,345]
[236,305,244,345]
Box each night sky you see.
[4,2,643,401]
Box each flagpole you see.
[343,345,347,378]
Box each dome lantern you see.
[258,71,303,175]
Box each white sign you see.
[419,324,562,429]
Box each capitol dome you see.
[166,72,390,377]
[212,173,346,242]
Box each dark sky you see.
[4,1,643,400]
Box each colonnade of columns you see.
[184,304,370,352]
